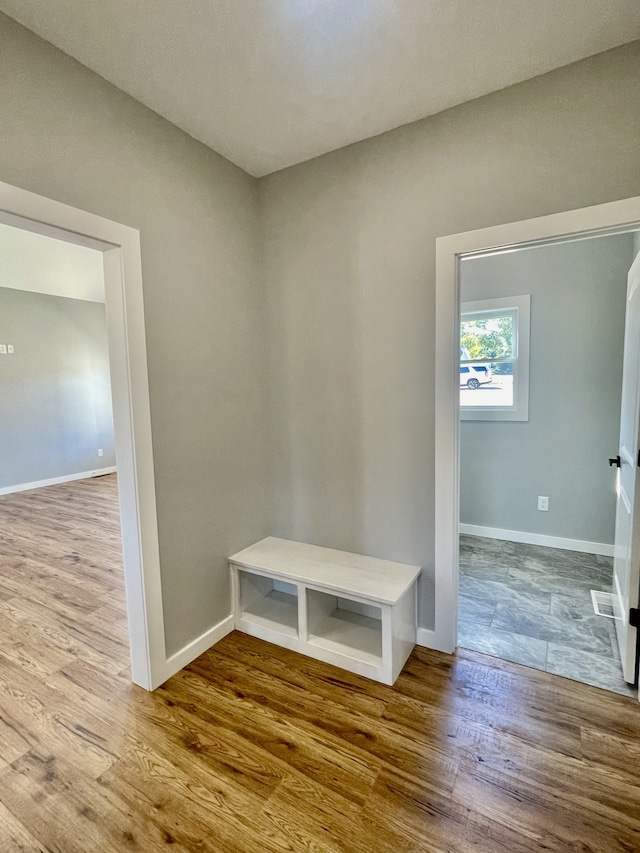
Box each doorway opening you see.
[457,231,638,695]
[434,196,640,702]
[0,221,130,688]
[0,180,165,690]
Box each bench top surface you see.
[229,537,421,604]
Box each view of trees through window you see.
[460,310,516,408]
[460,296,530,419]
[460,314,515,374]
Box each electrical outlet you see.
[538,496,549,512]
[0,345,6,354]
[97,448,104,457]
[7,345,13,354]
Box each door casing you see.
[434,197,640,694]
[0,180,167,690]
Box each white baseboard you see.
[162,618,456,683]
[160,614,235,685]
[0,466,117,496]
[416,626,455,654]
[459,523,614,557]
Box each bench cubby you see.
[230,537,420,685]
[238,571,299,639]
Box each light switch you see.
[7,345,14,354]
[0,345,6,354]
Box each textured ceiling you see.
[2,0,639,176]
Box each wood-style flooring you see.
[1,475,640,852]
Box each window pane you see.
[459,295,529,421]
[460,367,514,408]
[460,310,516,409]
[460,312,515,362]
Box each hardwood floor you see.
[1,476,640,851]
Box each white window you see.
[460,294,530,421]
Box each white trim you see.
[0,467,117,496]
[0,180,166,691]
[416,626,453,654]
[460,294,530,421]
[459,524,614,557]
[435,196,640,658]
[161,615,235,684]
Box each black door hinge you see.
[630,608,640,629]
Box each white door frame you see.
[0,180,166,690]
[434,196,640,657]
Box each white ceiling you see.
[2,1,639,177]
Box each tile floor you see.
[458,535,636,696]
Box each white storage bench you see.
[229,537,420,685]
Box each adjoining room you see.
[0,220,129,686]
[458,231,640,694]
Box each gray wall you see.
[459,235,633,545]
[0,287,115,488]
[3,9,640,645]
[0,13,269,656]
[260,41,640,630]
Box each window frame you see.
[460,294,530,422]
